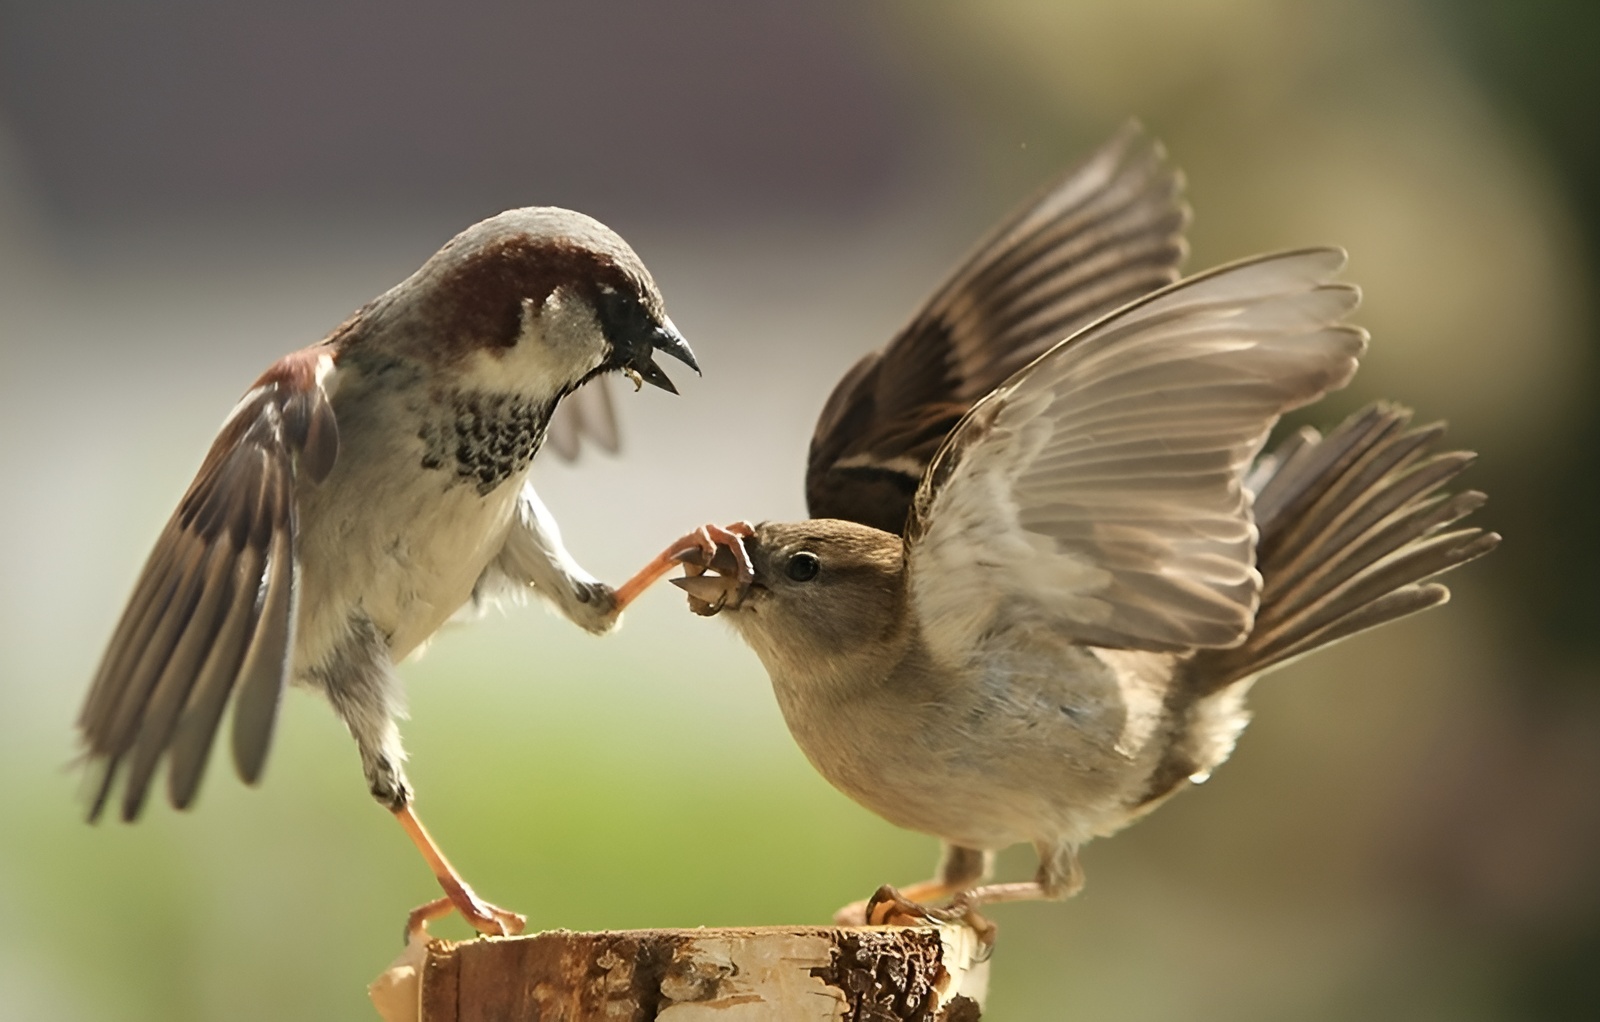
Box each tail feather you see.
[1264,460,1481,632]
[1194,404,1499,689]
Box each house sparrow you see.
[624,134,1498,934]
[76,206,698,937]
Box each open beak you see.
[670,543,750,615]
[627,317,699,394]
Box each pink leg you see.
[396,804,526,940]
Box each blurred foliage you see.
[1432,0,1600,671]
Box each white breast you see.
[291,376,526,676]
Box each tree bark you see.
[371,924,989,1021]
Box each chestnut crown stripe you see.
[354,209,664,359]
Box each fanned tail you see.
[1193,403,1500,691]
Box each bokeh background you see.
[2,1,1597,1019]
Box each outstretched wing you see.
[77,347,339,821]
[806,123,1190,534]
[906,250,1367,663]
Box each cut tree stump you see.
[370,924,989,1021]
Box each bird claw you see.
[405,885,527,942]
[613,522,755,614]
[668,522,756,615]
[864,884,950,927]
[671,522,755,579]
[852,884,998,957]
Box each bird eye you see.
[787,552,820,582]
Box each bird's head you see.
[352,206,698,399]
[673,520,909,676]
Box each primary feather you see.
[907,249,1366,662]
[807,122,1190,534]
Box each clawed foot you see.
[661,522,756,616]
[865,884,959,927]
[613,521,755,614]
[839,884,998,954]
[392,803,527,943]
[672,523,755,579]
[405,882,527,942]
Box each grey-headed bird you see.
[78,207,698,936]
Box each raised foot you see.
[614,521,756,614]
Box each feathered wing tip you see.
[805,122,1190,534]
[76,348,332,823]
[1192,403,1500,690]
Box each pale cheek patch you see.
[450,286,609,399]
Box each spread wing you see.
[544,376,621,461]
[77,348,338,821]
[806,123,1190,534]
[905,250,1367,662]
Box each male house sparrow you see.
[77,207,697,936]
[621,130,1498,931]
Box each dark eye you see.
[787,552,820,582]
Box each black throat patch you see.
[418,390,554,495]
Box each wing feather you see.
[78,347,337,820]
[907,250,1366,661]
[806,123,1190,534]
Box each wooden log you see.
[370,924,989,1021]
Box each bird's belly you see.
[293,455,523,671]
[778,642,1179,850]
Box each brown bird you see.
[613,129,1498,934]
[77,207,697,936]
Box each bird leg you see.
[927,843,1084,947]
[612,521,755,612]
[395,803,527,940]
[835,845,990,925]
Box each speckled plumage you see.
[78,206,699,829]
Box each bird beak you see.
[626,316,699,395]
[669,542,749,615]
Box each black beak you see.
[626,317,699,394]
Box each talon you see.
[405,896,453,943]
[623,368,644,391]
[864,884,943,928]
[947,894,999,957]
[393,803,527,941]
[409,885,526,940]
[702,523,755,584]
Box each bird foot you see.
[846,884,998,956]
[862,884,956,927]
[665,522,756,615]
[405,883,527,942]
[672,522,755,579]
[613,521,755,613]
[392,803,527,942]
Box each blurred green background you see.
[2,1,1597,1019]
